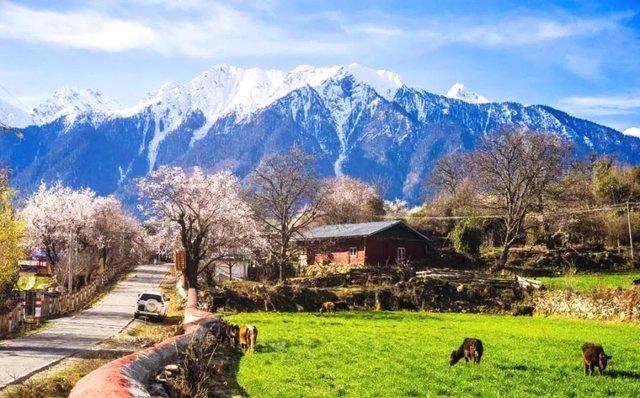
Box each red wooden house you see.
[299,220,431,267]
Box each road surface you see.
[0,263,170,389]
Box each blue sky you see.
[0,0,639,131]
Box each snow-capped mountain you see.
[0,98,32,128]
[445,83,489,104]
[1,64,639,204]
[31,87,120,125]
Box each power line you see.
[0,81,32,113]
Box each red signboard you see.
[174,249,186,272]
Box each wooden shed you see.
[298,220,431,267]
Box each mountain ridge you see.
[1,64,638,204]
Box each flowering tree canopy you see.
[138,166,259,304]
[320,176,384,224]
[21,182,96,268]
[383,199,409,219]
[20,182,147,290]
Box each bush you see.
[448,219,483,258]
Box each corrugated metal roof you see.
[300,220,404,240]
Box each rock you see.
[148,382,169,398]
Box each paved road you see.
[0,263,170,389]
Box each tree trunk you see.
[184,257,199,308]
[498,244,510,267]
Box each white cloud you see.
[0,2,156,52]
[0,0,635,82]
[556,95,640,116]
[624,127,640,138]
[0,1,352,58]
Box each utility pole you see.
[627,202,634,260]
[68,232,74,293]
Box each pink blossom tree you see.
[21,182,96,283]
[138,166,258,307]
[383,199,409,219]
[320,176,385,224]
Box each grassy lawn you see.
[537,271,640,291]
[227,311,640,397]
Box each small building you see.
[298,220,431,267]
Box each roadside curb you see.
[69,306,219,398]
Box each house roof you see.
[299,220,428,241]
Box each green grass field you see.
[537,271,640,291]
[226,312,640,397]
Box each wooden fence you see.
[0,262,131,338]
[0,303,23,337]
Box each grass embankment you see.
[537,271,640,292]
[227,311,640,397]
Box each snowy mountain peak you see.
[338,63,403,101]
[445,83,489,104]
[31,87,120,124]
[0,98,32,128]
[624,127,640,138]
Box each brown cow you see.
[319,301,335,314]
[225,323,240,348]
[582,342,612,375]
[237,324,258,353]
[450,338,484,365]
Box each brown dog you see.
[237,324,258,353]
[582,343,612,375]
[450,338,484,365]
[319,301,335,314]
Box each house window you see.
[349,247,357,257]
[397,247,406,261]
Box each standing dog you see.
[450,338,484,365]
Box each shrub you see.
[448,219,482,258]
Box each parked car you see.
[134,291,168,321]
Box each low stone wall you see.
[69,307,220,398]
[534,288,640,321]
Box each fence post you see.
[627,202,635,260]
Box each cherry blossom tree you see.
[21,183,146,290]
[384,199,409,219]
[92,196,147,270]
[21,182,96,283]
[138,166,259,307]
[320,176,384,224]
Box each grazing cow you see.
[333,301,350,311]
[513,305,535,316]
[237,324,258,353]
[224,323,240,348]
[450,338,484,365]
[319,301,335,314]
[582,343,612,375]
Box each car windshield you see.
[139,293,162,301]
